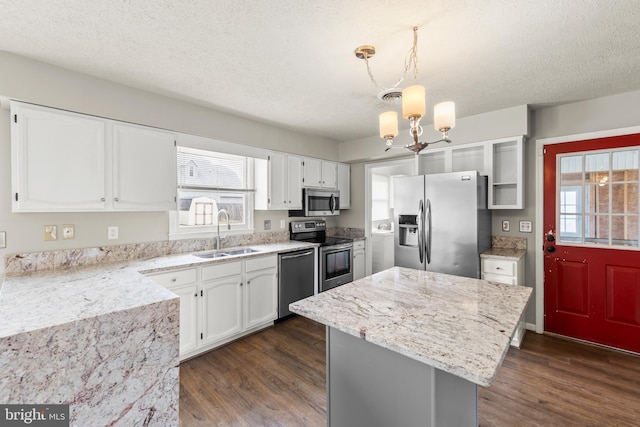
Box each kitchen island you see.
[290,266,532,427]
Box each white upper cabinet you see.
[255,152,303,210]
[487,136,524,209]
[286,155,304,209]
[418,136,524,209]
[321,160,338,188]
[112,123,177,211]
[338,162,351,209]
[303,158,337,189]
[10,102,177,212]
[11,103,107,212]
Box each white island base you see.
[328,327,477,427]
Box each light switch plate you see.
[44,225,57,241]
[519,220,533,233]
[62,224,75,239]
[280,219,286,229]
[0,231,6,248]
[264,220,271,231]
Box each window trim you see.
[557,146,639,248]
[169,147,255,240]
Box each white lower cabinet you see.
[353,240,366,281]
[148,254,278,361]
[481,254,526,347]
[244,256,278,329]
[201,262,243,347]
[146,267,199,355]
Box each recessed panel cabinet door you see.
[244,268,278,329]
[112,123,177,211]
[11,104,106,211]
[201,277,243,346]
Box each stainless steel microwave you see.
[289,188,340,217]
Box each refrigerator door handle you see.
[425,198,432,264]
[418,199,424,264]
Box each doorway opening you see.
[365,158,415,275]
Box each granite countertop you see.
[481,247,527,260]
[0,241,316,339]
[290,266,532,387]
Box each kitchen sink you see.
[223,248,260,256]
[193,251,229,259]
[193,248,260,259]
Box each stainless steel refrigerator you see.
[393,171,491,278]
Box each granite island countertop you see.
[290,266,532,387]
[0,241,317,338]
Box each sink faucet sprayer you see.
[216,209,231,250]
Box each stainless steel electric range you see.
[289,220,353,292]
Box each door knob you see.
[546,235,555,242]
[547,246,556,253]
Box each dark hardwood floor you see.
[180,316,640,426]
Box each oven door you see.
[319,243,353,292]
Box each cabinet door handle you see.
[171,278,177,282]
[496,267,502,270]
[114,197,119,202]
[194,293,197,297]
[101,197,105,202]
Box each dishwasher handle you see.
[280,250,314,260]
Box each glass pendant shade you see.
[402,85,426,119]
[434,101,456,131]
[379,111,399,138]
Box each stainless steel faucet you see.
[216,209,231,250]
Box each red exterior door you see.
[544,134,640,353]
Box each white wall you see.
[0,52,339,272]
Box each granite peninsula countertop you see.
[290,266,532,387]
[0,241,316,338]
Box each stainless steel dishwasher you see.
[278,249,315,320]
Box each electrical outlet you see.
[62,224,75,239]
[0,231,6,248]
[108,226,119,240]
[44,225,57,241]
[280,219,286,229]
[264,220,271,231]
[519,220,533,233]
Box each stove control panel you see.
[290,220,326,233]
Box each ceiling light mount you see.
[355,26,456,155]
[354,45,376,60]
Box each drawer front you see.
[202,261,242,282]
[482,258,515,276]
[482,272,517,285]
[246,255,277,272]
[149,268,197,288]
[353,240,365,250]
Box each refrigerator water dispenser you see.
[398,215,418,247]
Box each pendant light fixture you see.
[355,26,456,154]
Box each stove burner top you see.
[289,220,353,247]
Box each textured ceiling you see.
[1,0,640,142]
